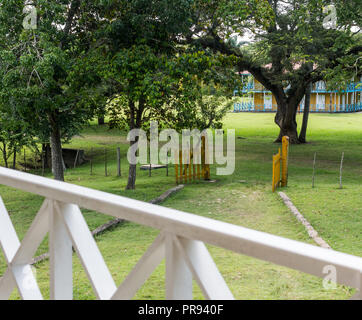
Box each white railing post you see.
[54,202,117,300]
[165,233,193,300]
[174,237,234,300]
[49,200,73,300]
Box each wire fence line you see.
[0,144,359,190]
[0,146,172,178]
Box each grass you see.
[0,112,361,300]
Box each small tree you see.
[105,46,238,189]
[0,107,30,168]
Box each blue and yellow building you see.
[234,73,362,113]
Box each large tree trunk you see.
[98,116,105,125]
[42,143,51,168]
[275,102,299,144]
[49,117,65,181]
[126,138,138,190]
[126,163,137,190]
[125,97,144,190]
[299,83,312,143]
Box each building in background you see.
[233,72,362,113]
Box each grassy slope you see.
[0,113,361,299]
[225,112,362,256]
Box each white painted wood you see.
[174,237,234,300]
[0,262,43,300]
[11,200,50,264]
[0,268,15,300]
[0,168,361,299]
[55,202,116,300]
[49,201,73,300]
[0,196,43,300]
[112,233,165,300]
[11,264,43,300]
[350,272,362,300]
[0,196,21,263]
[360,272,362,300]
[165,233,193,300]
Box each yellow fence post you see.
[272,149,281,192]
[188,151,192,181]
[192,151,196,181]
[201,136,211,180]
[281,136,289,187]
[197,161,201,180]
[201,136,205,179]
[175,140,212,184]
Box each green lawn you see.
[0,112,361,300]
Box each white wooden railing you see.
[0,167,361,300]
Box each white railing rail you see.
[0,167,361,300]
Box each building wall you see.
[235,76,362,113]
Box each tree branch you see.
[60,0,81,48]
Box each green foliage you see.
[0,105,30,167]
[104,45,238,133]
[90,0,241,135]
[0,0,108,149]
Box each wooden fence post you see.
[175,151,179,184]
[312,152,317,188]
[117,147,121,177]
[281,136,289,187]
[339,152,344,189]
[104,148,107,177]
[149,147,152,177]
[42,150,45,176]
[90,148,93,176]
[23,148,26,172]
[73,150,80,169]
[179,151,183,184]
[272,148,281,192]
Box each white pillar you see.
[49,201,73,300]
[165,233,193,300]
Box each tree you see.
[0,0,109,180]
[185,0,362,143]
[0,105,30,168]
[84,0,238,189]
[104,45,237,189]
[298,63,313,143]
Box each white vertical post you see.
[174,237,234,300]
[49,201,73,300]
[56,202,116,300]
[165,233,192,300]
[350,272,362,300]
